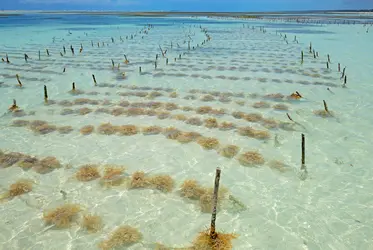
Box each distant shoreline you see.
[0,10,372,19]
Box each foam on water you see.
[0,13,372,250]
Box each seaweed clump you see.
[180,180,205,200]
[163,127,182,140]
[76,164,101,182]
[29,120,57,135]
[9,179,33,197]
[0,152,25,168]
[237,151,265,166]
[273,103,289,111]
[204,118,218,128]
[199,187,228,213]
[81,214,103,233]
[142,125,163,135]
[98,123,118,135]
[193,229,238,250]
[98,225,142,250]
[253,101,270,109]
[57,126,74,134]
[43,203,81,228]
[100,165,126,187]
[237,126,270,140]
[148,175,174,193]
[117,125,138,136]
[80,125,94,135]
[179,180,228,213]
[176,132,201,144]
[197,137,220,150]
[219,122,236,131]
[268,160,289,172]
[33,156,61,174]
[129,171,149,189]
[18,155,39,170]
[11,119,30,127]
[219,145,239,158]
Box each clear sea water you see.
[0,13,373,250]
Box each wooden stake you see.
[44,85,48,103]
[72,82,75,91]
[341,67,346,79]
[301,51,304,64]
[111,59,114,68]
[166,58,168,65]
[323,100,329,113]
[286,113,294,122]
[343,75,347,87]
[210,167,221,240]
[301,134,306,172]
[46,49,50,56]
[301,134,305,165]
[338,63,340,72]
[38,50,41,60]
[63,67,66,73]
[92,74,97,86]
[124,54,129,64]
[63,46,66,54]
[9,99,18,111]
[327,54,330,63]
[139,66,142,73]
[16,74,22,87]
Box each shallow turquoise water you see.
[0,13,372,250]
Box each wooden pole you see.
[16,74,22,87]
[44,85,48,103]
[323,100,329,113]
[92,74,97,86]
[210,167,221,240]
[301,134,305,166]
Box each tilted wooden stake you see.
[16,74,22,87]
[210,167,221,240]
[92,74,97,86]
[323,100,329,113]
